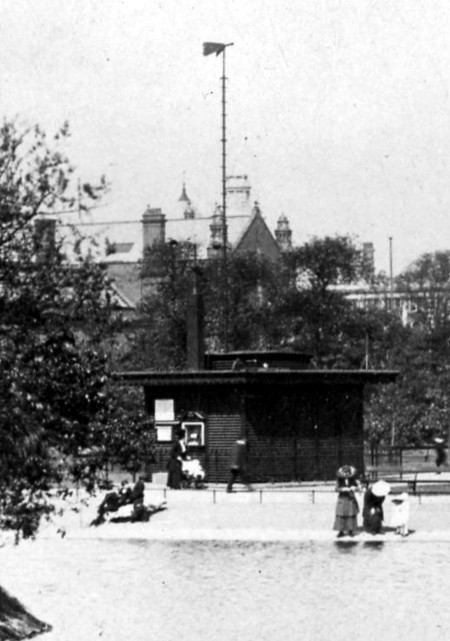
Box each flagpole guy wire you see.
[203,41,234,351]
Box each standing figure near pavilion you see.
[333,465,360,537]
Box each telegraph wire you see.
[1,197,252,226]
[0,201,110,216]
[1,199,252,227]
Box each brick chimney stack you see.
[142,206,166,249]
[186,268,204,370]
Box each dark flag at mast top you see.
[203,42,226,56]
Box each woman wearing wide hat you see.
[333,465,361,537]
[363,480,391,534]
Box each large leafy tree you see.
[133,235,365,369]
[129,234,450,451]
[281,235,364,365]
[136,234,450,449]
[202,251,292,352]
[134,244,292,368]
[290,235,362,290]
[103,385,156,478]
[0,119,114,538]
[397,250,450,337]
[137,240,196,369]
[365,251,450,447]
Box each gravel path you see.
[36,478,450,543]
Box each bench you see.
[364,469,450,495]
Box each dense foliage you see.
[136,235,366,368]
[135,238,450,450]
[3,118,450,541]
[103,385,156,478]
[0,120,114,538]
[364,251,450,447]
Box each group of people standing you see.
[333,465,409,537]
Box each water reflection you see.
[334,540,359,552]
[362,540,385,550]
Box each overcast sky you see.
[3,0,450,273]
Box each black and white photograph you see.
[2,1,450,640]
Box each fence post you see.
[214,450,219,483]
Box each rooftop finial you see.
[252,201,261,216]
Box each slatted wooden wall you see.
[144,383,365,483]
[206,391,243,482]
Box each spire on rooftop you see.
[178,182,190,202]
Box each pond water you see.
[1,538,450,641]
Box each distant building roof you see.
[109,282,136,310]
[164,211,253,256]
[102,241,142,264]
[104,262,143,308]
[60,175,292,307]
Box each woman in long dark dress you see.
[333,465,360,537]
[363,480,390,534]
[434,436,447,472]
[167,429,187,489]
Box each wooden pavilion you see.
[115,351,397,482]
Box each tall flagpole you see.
[203,41,234,351]
[221,46,228,281]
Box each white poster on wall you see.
[156,424,173,442]
[155,399,174,421]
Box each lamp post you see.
[389,236,394,311]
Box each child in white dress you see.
[390,492,409,536]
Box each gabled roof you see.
[164,203,281,259]
[234,206,281,259]
[101,205,282,305]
